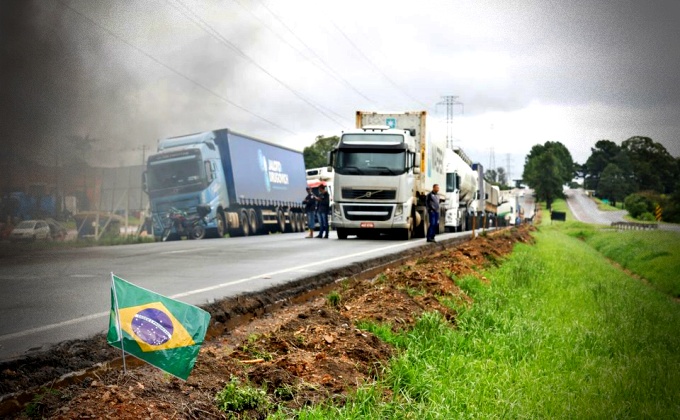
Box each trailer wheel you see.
[276,209,286,233]
[295,212,303,232]
[240,210,250,236]
[336,228,348,240]
[248,208,258,235]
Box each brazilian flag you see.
[107,274,211,380]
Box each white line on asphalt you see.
[0,240,418,342]
[161,248,212,254]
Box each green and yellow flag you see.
[107,274,210,380]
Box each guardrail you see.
[611,222,658,230]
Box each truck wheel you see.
[248,208,258,235]
[240,210,250,236]
[294,212,303,232]
[336,228,348,240]
[397,225,412,240]
[276,209,286,233]
[215,213,226,238]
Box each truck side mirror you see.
[328,150,335,167]
[142,171,148,193]
[414,152,421,168]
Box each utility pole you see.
[506,153,512,187]
[137,144,147,215]
[437,95,464,149]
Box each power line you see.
[329,20,430,110]
[169,0,351,128]
[251,0,378,106]
[53,0,297,135]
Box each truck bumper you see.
[331,202,409,231]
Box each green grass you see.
[583,229,680,297]
[591,196,625,211]
[278,227,680,419]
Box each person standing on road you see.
[315,184,330,239]
[426,184,440,243]
[303,187,317,238]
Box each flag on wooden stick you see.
[107,274,210,380]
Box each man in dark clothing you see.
[426,184,440,243]
[315,184,330,238]
[302,187,317,238]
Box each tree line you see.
[522,136,680,223]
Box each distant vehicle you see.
[45,218,68,241]
[9,220,51,242]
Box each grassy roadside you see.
[282,225,680,418]
[563,224,680,298]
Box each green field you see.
[281,220,680,419]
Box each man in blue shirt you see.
[315,184,330,239]
[426,184,440,243]
[303,187,317,238]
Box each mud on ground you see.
[1,226,535,419]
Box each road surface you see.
[564,189,627,224]
[0,228,476,361]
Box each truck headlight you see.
[395,204,403,216]
[333,203,342,218]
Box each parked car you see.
[9,220,52,242]
[45,218,68,241]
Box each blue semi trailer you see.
[143,129,307,240]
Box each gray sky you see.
[2,0,679,180]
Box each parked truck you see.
[443,147,478,232]
[329,111,446,240]
[143,129,308,240]
[444,152,502,231]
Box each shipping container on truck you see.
[144,129,307,240]
[329,111,446,240]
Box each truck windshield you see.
[335,149,406,175]
[147,154,206,194]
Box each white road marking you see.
[0,240,418,342]
[161,247,212,254]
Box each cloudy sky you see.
[2,0,679,181]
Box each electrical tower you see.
[488,146,496,174]
[437,95,464,149]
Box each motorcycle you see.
[161,204,212,241]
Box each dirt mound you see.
[1,226,535,419]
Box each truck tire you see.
[240,210,250,236]
[276,209,286,233]
[336,228,348,240]
[397,224,412,240]
[248,208,258,235]
[294,212,303,232]
[215,212,226,238]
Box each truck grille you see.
[341,188,396,200]
[343,205,393,221]
[156,198,200,214]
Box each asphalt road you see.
[564,188,627,224]
[0,228,475,361]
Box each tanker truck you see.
[329,111,446,240]
[143,129,307,240]
[444,153,501,231]
[443,147,478,232]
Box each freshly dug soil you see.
[1,226,535,419]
